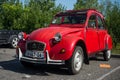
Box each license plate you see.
[25,50,44,59]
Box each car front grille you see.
[27,41,45,51]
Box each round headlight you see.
[18,32,24,40]
[54,33,62,42]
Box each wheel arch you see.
[105,34,112,50]
[8,35,18,43]
[75,40,89,64]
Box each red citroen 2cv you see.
[16,9,112,74]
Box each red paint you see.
[17,9,112,60]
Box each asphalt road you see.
[0,48,120,80]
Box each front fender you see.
[16,40,26,55]
[49,36,84,60]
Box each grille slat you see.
[27,41,45,51]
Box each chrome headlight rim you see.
[18,32,24,40]
[54,33,62,42]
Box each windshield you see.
[52,14,87,24]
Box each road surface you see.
[0,48,120,80]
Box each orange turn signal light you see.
[60,48,66,54]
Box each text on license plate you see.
[25,51,44,59]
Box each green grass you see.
[112,43,120,54]
[112,49,120,54]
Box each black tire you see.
[103,50,111,61]
[10,36,19,48]
[66,46,84,75]
[20,61,34,68]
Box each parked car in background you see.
[16,9,112,74]
[0,30,21,48]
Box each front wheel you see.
[66,46,84,75]
[103,50,111,61]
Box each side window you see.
[97,16,105,29]
[88,15,96,29]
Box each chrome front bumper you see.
[18,48,65,65]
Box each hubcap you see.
[12,37,18,48]
[74,50,83,71]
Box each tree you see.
[0,1,23,30]
[106,1,120,47]
[22,0,65,33]
[0,0,64,33]
[0,0,8,5]
[74,0,99,10]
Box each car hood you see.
[28,27,82,42]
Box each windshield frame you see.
[51,13,87,25]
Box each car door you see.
[86,14,99,54]
[97,15,107,50]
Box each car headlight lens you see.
[18,32,24,40]
[54,33,62,42]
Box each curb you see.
[97,54,120,58]
[111,54,120,58]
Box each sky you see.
[21,0,120,10]
[21,0,77,10]
[55,0,77,10]
[55,0,120,10]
